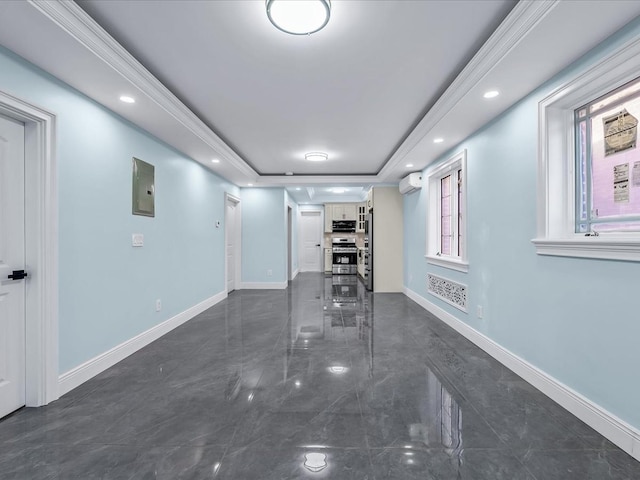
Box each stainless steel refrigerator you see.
[364,212,373,291]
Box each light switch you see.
[132,233,144,247]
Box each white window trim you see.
[533,31,640,262]
[426,150,469,272]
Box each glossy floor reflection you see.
[1,273,639,479]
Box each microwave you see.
[332,220,356,232]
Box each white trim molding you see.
[404,286,640,462]
[426,150,468,271]
[59,291,227,396]
[0,90,58,407]
[224,192,241,294]
[534,26,640,262]
[240,281,288,290]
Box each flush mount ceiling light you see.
[433,138,444,144]
[211,159,220,163]
[266,0,331,35]
[305,152,328,162]
[406,163,414,168]
[483,90,500,99]
[304,452,328,472]
[119,95,135,103]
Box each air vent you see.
[427,274,467,312]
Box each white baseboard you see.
[404,287,640,462]
[58,291,227,397]
[239,281,288,290]
[292,268,299,280]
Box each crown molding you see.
[255,174,380,186]
[378,0,558,181]
[28,0,258,180]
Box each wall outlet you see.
[476,305,483,319]
[267,269,273,277]
[156,299,161,312]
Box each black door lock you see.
[8,270,28,280]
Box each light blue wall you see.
[241,188,288,283]
[404,18,640,429]
[0,46,239,374]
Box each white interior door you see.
[300,211,322,272]
[0,113,26,418]
[226,197,238,293]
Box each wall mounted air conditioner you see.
[399,172,422,194]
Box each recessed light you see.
[211,159,220,163]
[332,188,346,194]
[119,95,135,103]
[433,138,444,144]
[483,90,500,99]
[406,163,414,168]
[305,152,328,162]
[247,183,254,187]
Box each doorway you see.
[0,113,26,418]
[299,211,322,272]
[0,91,58,413]
[225,193,241,293]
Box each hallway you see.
[0,273,638,479]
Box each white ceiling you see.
[1,1,640,205]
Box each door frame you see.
[224,193,241,294]
[298,208,323,272]
[0,91,58,406]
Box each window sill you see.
[531,237,640,262]
[425,255,469,273]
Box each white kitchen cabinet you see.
[324,204,333,232]
[324,248,333,273]
[356,203,367,232]
[332,204,357,221]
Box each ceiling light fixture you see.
[305,152,328,162]
[331,188,346,194]
[266,0,331,36]
[433,138,444,144]
[247,183,254,187]
[483,90,500,99]
[119,95,135,103]
[406,163,414,168]
[211,159,220,163]
[303,453,328,473]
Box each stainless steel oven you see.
[332,237,357,274]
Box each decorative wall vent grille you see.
[427,274,467,312]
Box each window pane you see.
[590,101,640,220]
[440,175,452,255]
[441,232,451,255]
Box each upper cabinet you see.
[324,204,333,232]
[331,204,357,221]
[356,203,367,232]
[324,203,360,231]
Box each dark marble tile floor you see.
[1,272,639,479]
